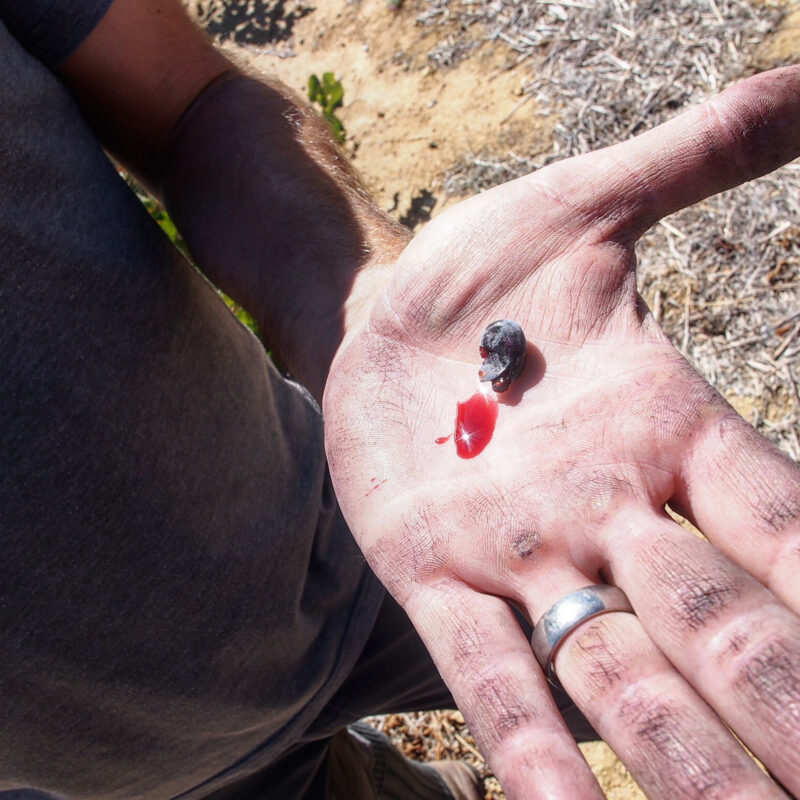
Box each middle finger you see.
[522,561,785,799]
[554,611,783,800]
[601,509,800,795]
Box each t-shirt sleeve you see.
[0,0,114,66]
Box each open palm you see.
[324,66,800,799]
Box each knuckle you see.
[732,637,800,734]
[632,532,743,635]
[673,573,741,631]
[618,692,676,748]
[698,99,751,183]
[617,692,744,800]
[468,674,533,751]
[757,486,800,536]
[447,615,493,670]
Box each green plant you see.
[307,72,346,142]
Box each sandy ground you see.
[186,1,799,796]
[197,0,557,222]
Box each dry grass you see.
[364,710,509,800]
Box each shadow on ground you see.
[197,0,314,46]
[399,189,437,230]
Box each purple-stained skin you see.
[478,320,527,393]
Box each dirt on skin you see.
[199,6,637,795]
[185,1,798,797]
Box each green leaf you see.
[324,111,345,142]
[307,73,322,104]
[322,72,344,110]
[308,72,346,141]
[157,215,179,243]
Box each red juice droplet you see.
[435,435,452,445]
[454,392,498,458]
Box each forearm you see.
[159,72,409,398]
[56,0,408,400]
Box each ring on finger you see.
[531,584,635,685]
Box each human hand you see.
[324,66,800,799]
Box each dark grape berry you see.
[478,320,527,393]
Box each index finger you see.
[546,65,800,239]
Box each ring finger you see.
[522,569,788,798]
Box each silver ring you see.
[531,584,634,684]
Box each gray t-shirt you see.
[0,3,382,798]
